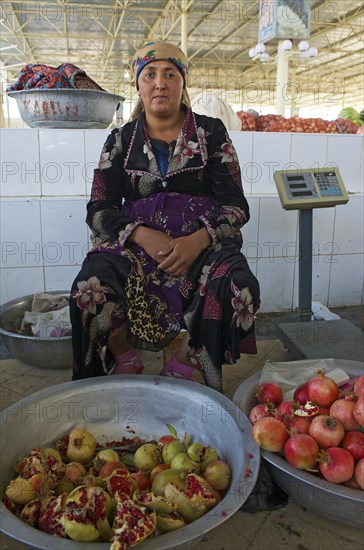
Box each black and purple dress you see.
[70,107,260,390]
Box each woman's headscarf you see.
[132,40,188,89]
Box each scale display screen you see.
[274,168,349,210]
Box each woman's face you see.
[137,60,184,118]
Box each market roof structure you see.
[1,0,363,111]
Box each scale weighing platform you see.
[273,167,363,362]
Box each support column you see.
[181,0,188,56]
[275,40,289,116]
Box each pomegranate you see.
[170,452,199,475]
[250,404,274,423]
[354,458,364,490]
[318,447,354,484]
[66,428,97,464]
[252,417,289,452]
[149,463,170,484]
[343,476,360,489]
[276,400,298,418]
[5,473,44,505]
[284,415,311,435]
[131,471,150,491]
[38,493,68,537]
[162,439,185,465]
[99,460,127,479]
[294,401,320,418]
[151,468,185,497]
[284,434,320,470]
[307,370,339,407]
[353,396,364,428]
[308,415,345,448]
[354,375,364,397]
[133,489,176,515]
[293,382,310,405]
[156,511,186,533]
[164,474,217,523]
[105,468,137,498]
[255,382,283,405]
[199,446,219,472]
[341,430,364,461]
[65,485,113,541]
[64,461,87,483]
[329,397,359,430]
[157,434,176,446]
[20,496,53,528]
[112,497,157,546]
[133,443,162,473]
[203,460,231,491]
[63,517,100,542]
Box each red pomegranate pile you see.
[249,372,364,490]
[2,426,231,547]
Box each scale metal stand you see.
[273,168,363,362]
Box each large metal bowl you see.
[7,89,124,129]
[0,291,72,369]
[0,375,260,549]
[233,359,364,529]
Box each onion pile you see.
[236,111,359,134]
[249,373,364,489]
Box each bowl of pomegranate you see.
[0,375,260,549]
[233,359,364,529]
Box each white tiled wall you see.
[1,129,363,311]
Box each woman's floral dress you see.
[70,107,260,390]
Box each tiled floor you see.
[1,307,363,549]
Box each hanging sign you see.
[259,0,311,43]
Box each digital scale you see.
[272,167,362,362]
[274,167,349,210]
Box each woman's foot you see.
[160,355,195,380]
[112,347,144,375]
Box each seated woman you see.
[70,40,260,392]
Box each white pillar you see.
[181,0,188,56]
[275,40,289,116]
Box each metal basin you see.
[233,359,364,529]
[0,375,260,549]
[0,291,72,369]
[7,89,124,129]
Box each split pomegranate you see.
[308,415,345,448]
[329,397,359,430]
[284,434,319,470]
[255,382,283,405]
[354,458,364,490]
[252,417,289,452]
[307,370,339,407]
[341,430,364,462]
[318,447,354,484]
[293,382,310,405]
[353,396,364,428]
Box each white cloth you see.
[21,292,71,338]
[191,92,241,131]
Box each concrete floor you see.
[1,307,363,549]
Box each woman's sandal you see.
[112,348,144,375]
[159,355,195,380]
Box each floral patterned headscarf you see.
[132,41,188,89]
